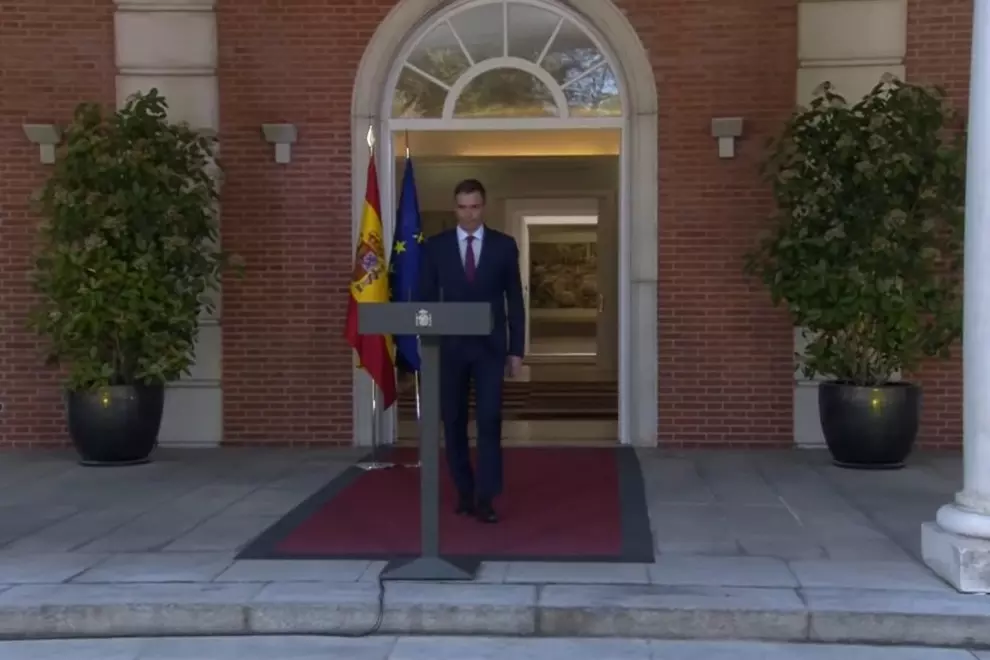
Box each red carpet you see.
[239,446,653,562]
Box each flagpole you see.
[406,128,423,468]
[357,125,394,472]
[382,125,400,460]
[392,132,411,451]
[407,131,424,469]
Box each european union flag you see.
[389,155,424,373]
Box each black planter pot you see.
[65,384,165,466]
[818,380,920,470]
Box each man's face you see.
[454,191,484,230]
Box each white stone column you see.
[114,0,223,447]
[921,0,990,593]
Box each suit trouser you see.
[440,344,504,500]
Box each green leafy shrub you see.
[744,77,965,386]
[28,89,238,391]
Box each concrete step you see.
[1,581,989,647]
[0,635,980,659]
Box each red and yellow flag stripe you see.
[343,156,397,408]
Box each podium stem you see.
[419,338,440,558]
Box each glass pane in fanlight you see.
[564,64,622,117]
[448,2,505,63]
[405,22,471,86]
[391,67,447,118]
[540,19,605,87]
[453,68,559,118]
[506,2,560,62]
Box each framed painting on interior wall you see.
[529,232,598,311]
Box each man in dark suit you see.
[420,179,525,523]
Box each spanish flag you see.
[344,156,397,409]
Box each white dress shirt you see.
[456,224,484,266]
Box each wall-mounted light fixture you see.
[22,124,62,164]
[710,117,744,159]
[262,123,297,164]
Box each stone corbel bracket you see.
[711,117,744,159]
[262,123,298,164]
[22,124,62,164]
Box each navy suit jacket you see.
[419,227,525,359]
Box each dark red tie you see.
[465,235,476,282]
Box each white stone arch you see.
[351,0,659,447]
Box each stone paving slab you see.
[0,636,984,659]
[789,558,949,591]
[0,580,986,647]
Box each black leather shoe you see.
[475,500,498,523]
[455,494,475,516]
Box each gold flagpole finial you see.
[405,129,410,159]
[366,126,376,151]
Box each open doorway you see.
[504,203,616,373]
[391,129,620,443]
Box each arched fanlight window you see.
[390,0,623,121]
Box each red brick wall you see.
[650,1,798,447]
[907,0,973,449]
[0,1,116,447]
[216,1,397,445]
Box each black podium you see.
[357,301,492,581]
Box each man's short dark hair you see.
[453,178,486,202]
